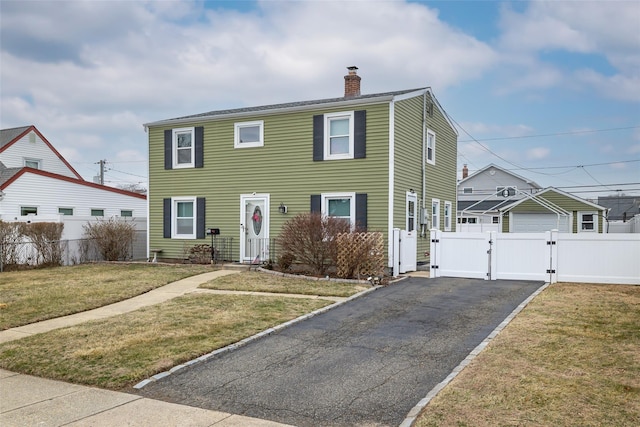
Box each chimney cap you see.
[347,66,358,73]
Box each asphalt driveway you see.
[137,277,543,427]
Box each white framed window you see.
[321,192,356,227]
[426,129,436,165]
[172,127,195,168]
[497,186,516,197]
[463,187,473,194]
[91,209,104,217]
[234,120,264,148]
[444,201,452,231]
[172,197,197,239]
[120,210,133,217]
[579,212,598,232]
[21,206,37,216]
[431,199,440,230]
[324,111,354,160]
[492,216,500,224]
[24,158,41,169]
[58,207,73,216]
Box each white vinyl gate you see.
[429,229,640,285]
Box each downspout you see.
[144,125,150,261]
[388,100,395,269]
[422,91,428,237]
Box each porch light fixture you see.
[278,203,288,214]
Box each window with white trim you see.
[432,199,440,230]
[24,158,41,169]
[463,187,472,194]
[426,129,435,165]
[59,207,73,216]
[324,111,354,160]
[321,192,356,227]
[172,197,196,239]
[120,210,133,217]
[172,127,195,168]
[234,120,264,148]
[444,201,452,231]
[579,212,598,232]
[91,209,104,217]
[21,206,37,216]
[497,186,516,197]
[492,216,500,224]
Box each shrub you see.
[276,212,351,276]
[0,221,23,268]
[20,222,64,267]
[277,252,295,272]
[83,218,136,261]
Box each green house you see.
[144,67,458,272]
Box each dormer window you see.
[24,158,41,169]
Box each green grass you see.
[415,283,640,427]
[0,263,213,329]
[0,293,330,389]
[201,271,368,297]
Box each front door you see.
[240,194,270,263]
[400,192,418,273]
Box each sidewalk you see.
[0,369,292,427]
[0,269,299,426]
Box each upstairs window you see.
[325,112,354,160]
[313,110,366,161]
[463,187,473,194]
[173,128,194,168]
[234,121,264,148]
[24,158,41,169]
[426,129,436,165]
[164,127,204,170]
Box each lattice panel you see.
[336,232,384,279]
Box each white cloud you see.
[526,147,550,160]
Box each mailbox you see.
[207,228,220,235]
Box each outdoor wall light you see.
[278,203,288,214]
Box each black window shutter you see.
[356,193,368,230]
[313,115,324,161]
[163,198,171,238]
[195,127,204,168]
[164,130,172,170]
[196,197,206,239]
[310,194,321,213]
[354,110,366,159]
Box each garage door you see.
[512,213,570,232]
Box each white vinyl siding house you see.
[0,126,82,179]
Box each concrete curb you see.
[399,281,551,427]
[133,276,408,389]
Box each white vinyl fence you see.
[429,230,640,285]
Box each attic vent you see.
[29,133,36,143]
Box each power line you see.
[458,125,640,143]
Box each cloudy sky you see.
[1,0,639,198]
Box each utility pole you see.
[95,159,106,185]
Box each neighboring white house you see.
[457,163,542,232]
[0,125,147,241]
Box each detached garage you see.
[500,188,607,233]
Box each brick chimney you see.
[344,66,361,98]
[462,164,469,179]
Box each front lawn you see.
[0,263,213,329]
